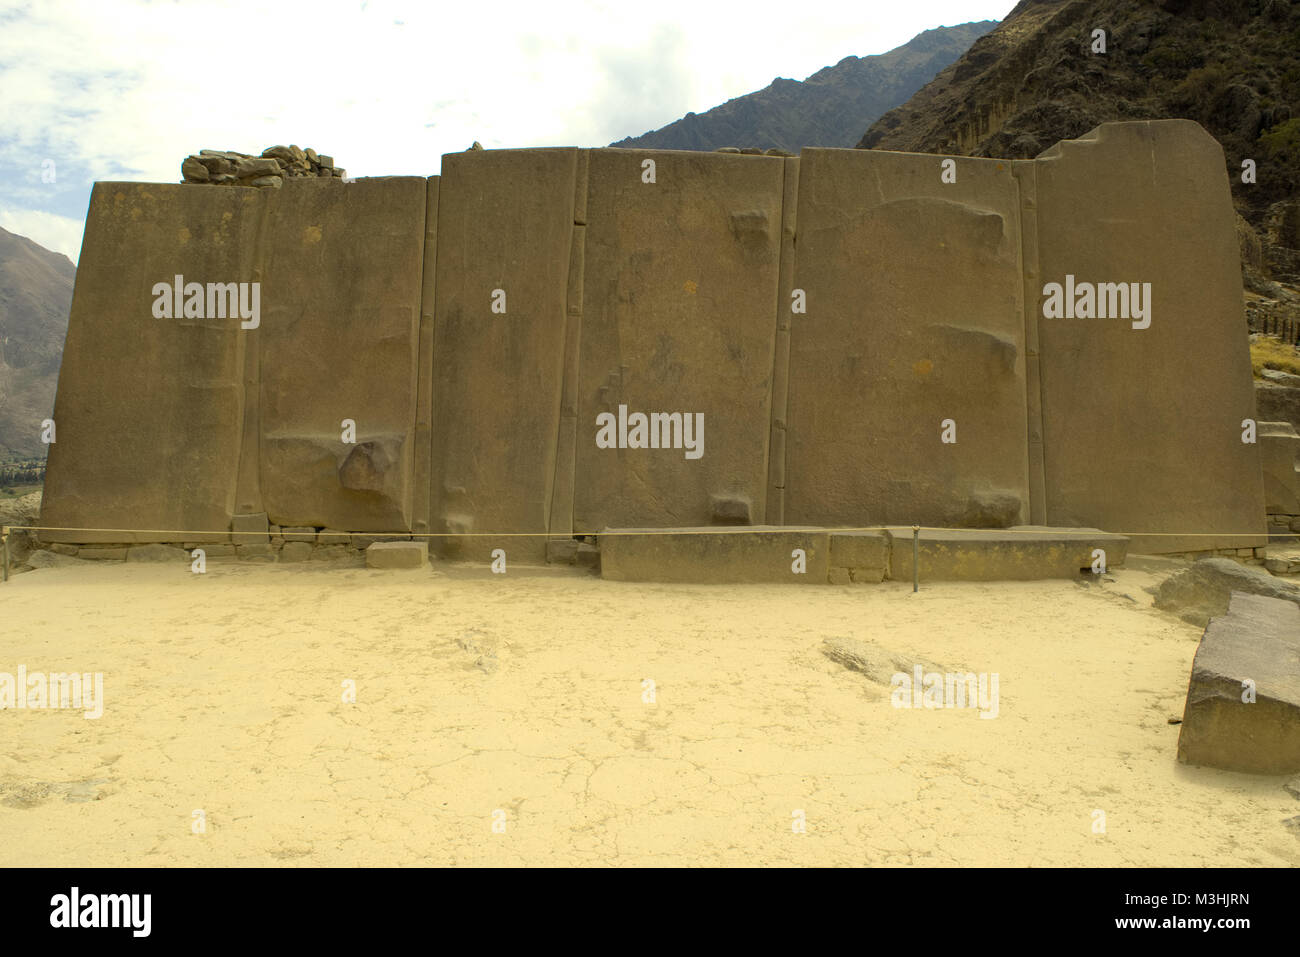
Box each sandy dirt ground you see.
[0,554,1297,867]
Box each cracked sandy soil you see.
[0,558,1296,866]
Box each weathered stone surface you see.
[258,176,425,532]
[829,530,890,570]
[195,155,232,175]
[821,636,942,685]
[181,157,209,182]
[1255,381,1300,434]
[546,538,579,564]
[77,546,128,560]
[711,495,753,525]
[1033,121,1265,553]
[126,544,189,562]
[280,526,317,543]
[1154,557,1300,627]
[316,528,351,545]
[42,121,1265,559]
[576,541,600,569]
[312,544,350,561]
[279,541,312,562]
[366,540,427,569]
[351,533,410,550]
[1177,592,1300,774]
[183,145,337,190]
[600,526,828,584]
[1258,421,1300,515]
[337,440,399,492]
[850,566,886,583]
[187,543,236,558]
[231,512,269,544]
[25,549,77,569]
[431,148,578,563]
[888,526,1128,581]
[40,182,253,544]
[262,146,295,164]
[575,149,782,532]
[235,157,281,179]
[785,148,1030,528]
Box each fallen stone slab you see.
[366,541,428,569]
[599,526,829,584]
[821,637,944,686]
[1177,591,1300,774]
[1153,557,1300,628]
[886,526,1128,582]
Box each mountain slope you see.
[0,227,74,462]
[858,0,1300,279]
[610,21,998,153]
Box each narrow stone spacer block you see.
[366,541,428,569]
[231,512,269,544]
[547,538,579,565]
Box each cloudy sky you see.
[0,0,1013,263]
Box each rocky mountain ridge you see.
[612,21,997,153]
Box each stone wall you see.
[181,145,346,188]
[39,120,1266,559]
[1032,121,1265,553]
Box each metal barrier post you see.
[912,524,919,593]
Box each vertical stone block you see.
[40,182,258,543]
[1033,120,1265,552]
[258,176,426,532]
[430,148,579,561]
[784,148,1030,528]
[574,149,784,532]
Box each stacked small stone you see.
[180,145,347,189]
[715,146,794,156]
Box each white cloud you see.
[0,208,83,264]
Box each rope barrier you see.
[0,523,1277,538]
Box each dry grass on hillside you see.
[1251,335,1300,378]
